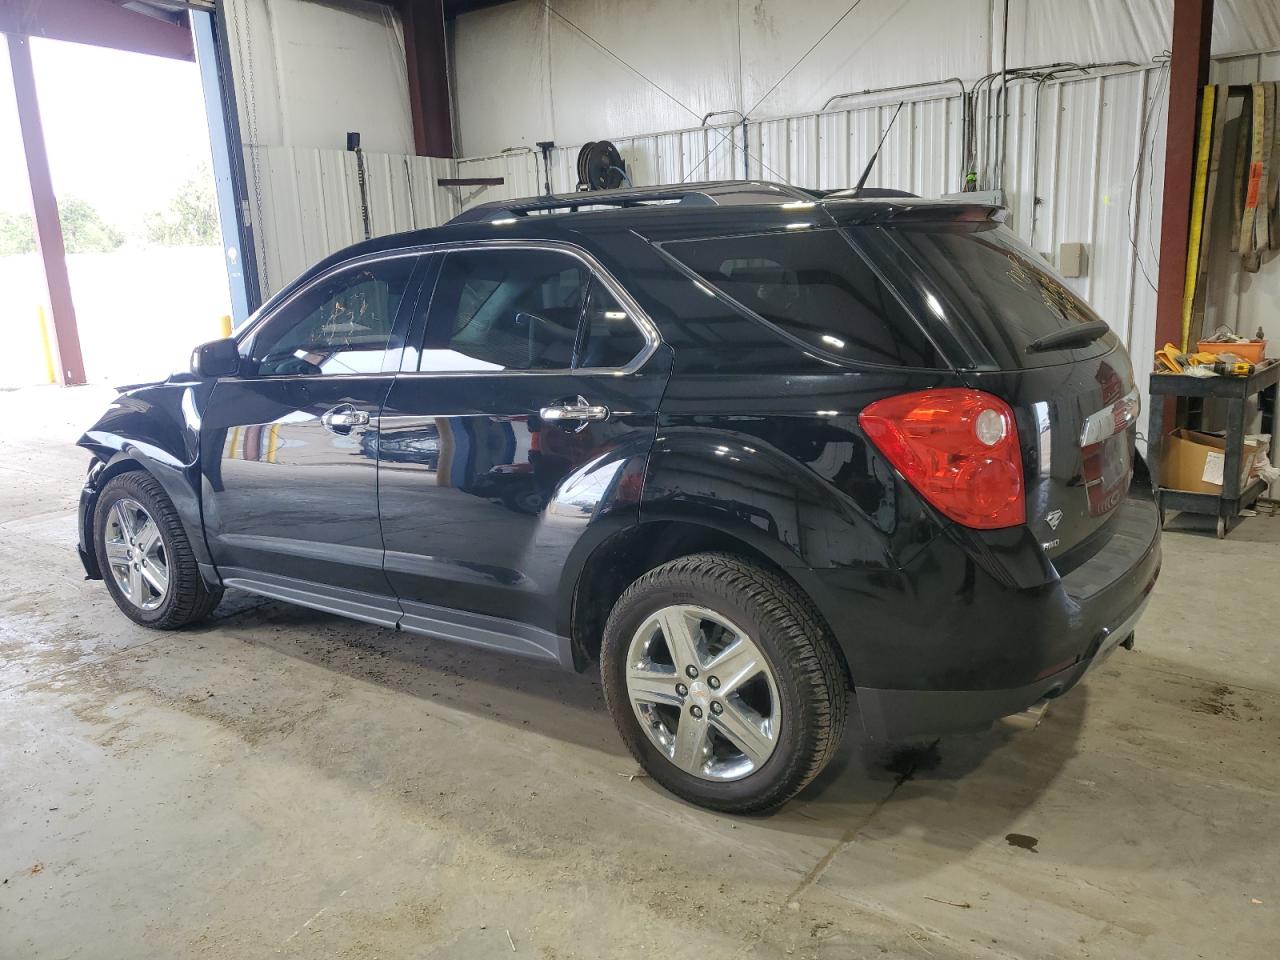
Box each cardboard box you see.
[1160,429,1259,494]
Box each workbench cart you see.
[1146,360,1279,538]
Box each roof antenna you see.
[851,101,905,197]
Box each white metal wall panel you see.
[453,0,1280,158]
[1012,1,1280,68]
[222,0,414,154]
[247,146,456,297]
[453,150,542,207]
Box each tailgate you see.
[850,216,1138,555]
[970,348,1139,556]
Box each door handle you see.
[540,397,609,429]
[321,404,370,433]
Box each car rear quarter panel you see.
[640,369,963,684]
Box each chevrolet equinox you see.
[77,181,1160,812]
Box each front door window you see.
[248,258,417,377]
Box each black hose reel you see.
[576,140,629,191]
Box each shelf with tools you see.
[1147,359,1280,538]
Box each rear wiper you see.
[1025,319,1111,354]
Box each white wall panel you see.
[1012,1,1280,67]
[452,0,991,157]
[223,0,413,154]
[737,0,993,121]
[454,1,1280,158]
[451,1,552,156]
[247,146,456,297]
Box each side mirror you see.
[190,338,240,378]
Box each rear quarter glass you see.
[858,221,1116,370]
[657,228,945,369]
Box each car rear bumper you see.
[853,591,1151,740]
[808,495,1161,741]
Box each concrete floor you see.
[2,384,1277,960]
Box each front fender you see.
[78,380,215,566]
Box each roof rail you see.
[447,180,818,224]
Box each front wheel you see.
[600,553,847,813]
[93,471,222,629]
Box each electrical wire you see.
[1129,56,1171,293]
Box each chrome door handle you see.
[540,397,610,425]
[321,405,370,432]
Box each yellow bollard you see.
[36,305,56,384]
[219,314,233,338]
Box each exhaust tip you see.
[1002,697,1052,731]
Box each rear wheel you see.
[94,471,222,629]
[600,553,847,813]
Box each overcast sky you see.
[0,37,214,231]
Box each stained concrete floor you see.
[1,383,1277,960]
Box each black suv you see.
[77,181,1160,812]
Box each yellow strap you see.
[1181,86,1216,353]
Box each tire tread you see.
[95,471,221,629]
[601,552,847,813]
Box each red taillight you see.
[858,388,1025,529]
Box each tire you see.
[93,471,222,629]
[600,553,847,813]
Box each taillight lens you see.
[858,388,1025,529]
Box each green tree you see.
[59,196,125,253]
[0,199,123,255]
[145,168,220,247]
[0,210,36,256]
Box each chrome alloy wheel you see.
[625,604,781,781]
[103,498,169,611]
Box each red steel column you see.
[7,33,86,385]
[400,0,455,157]
[1154,0,1214,349]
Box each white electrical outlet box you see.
[1058,242,1088,278]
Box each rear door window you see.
[419,249,587,372]
[660,228,940,368]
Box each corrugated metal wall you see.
[245,146,457,297]
[452,0,1280,158]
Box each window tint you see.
[661,228,937,367]
[578,280,647,368]
[419,249,587,372]
[880,221,1108,368]
[249,258,414,376]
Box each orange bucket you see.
[1196,339,1267,363]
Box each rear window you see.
[660,228,940,368]
[878,221,1111,368]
